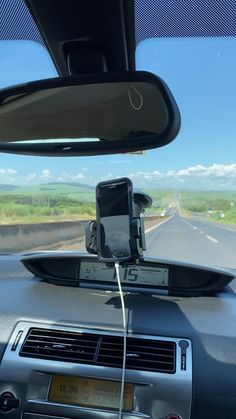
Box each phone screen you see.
[96,179,133,261]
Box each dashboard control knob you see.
[0,392,19,412]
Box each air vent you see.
[19,329,99,364]
[98,335,176,373]
[20,328,176,374]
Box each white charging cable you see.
[115,261,127,419]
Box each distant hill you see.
[45,182,94,190]
[0,182,95,203]
[0,184,19,191]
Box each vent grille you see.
[99,335,175,373]
[20,328,176,374]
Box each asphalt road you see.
[2,212,234,275]
[145,212,236,270]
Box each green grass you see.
[0,183,176,224]
[5,183,236,226]
[179,190,236,224]
[0,183,94,200]
[0,183,96,224]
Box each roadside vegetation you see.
[180,191,236,224]
[0,184,96,224]
[0,184,174,224]
[143,190,174,215]
[1,183,235,226]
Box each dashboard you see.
[0,254,235,419]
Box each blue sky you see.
[0,37,236,190]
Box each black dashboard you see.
[0,254,236,419]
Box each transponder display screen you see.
[49,375,133,411]
[79,261,169,287]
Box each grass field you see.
[0,183,173,224]
[0,183,235,225]
[0,183,96,224]
[179,190,236,224]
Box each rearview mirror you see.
[0,72,180,156]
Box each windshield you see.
[0,1,236,270]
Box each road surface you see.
[32,212,236,270]
[145,212,236,269]
[5,212,234,272]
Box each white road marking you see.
[200,221,236,233]
[145,214,174,234]
[180,214,221,244]
[146,214,221,248]
[182,218,200,232]
[206,235,219,244]
[182,219,193,228]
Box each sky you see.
[0,36,236,190]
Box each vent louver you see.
[20,328,176,374]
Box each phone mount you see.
[85,192,153,259]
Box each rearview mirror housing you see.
[0,71,180,156]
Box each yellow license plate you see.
[49,375,133,411]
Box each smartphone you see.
[96,178,133,262]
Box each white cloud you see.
[7,168,17,174]
[25,173,36,182]
[130,170,162,181]
[1,163,236,190]
[0,168,19,183]
[0,167,88,185]
[173,163,236,178]
[128,163,236,189]
[75,173,85,180]
[175,165,206,177]
[40,169,52,180]
[0,168,17,175]
[101,173,113,181]
[59,172,85,182]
